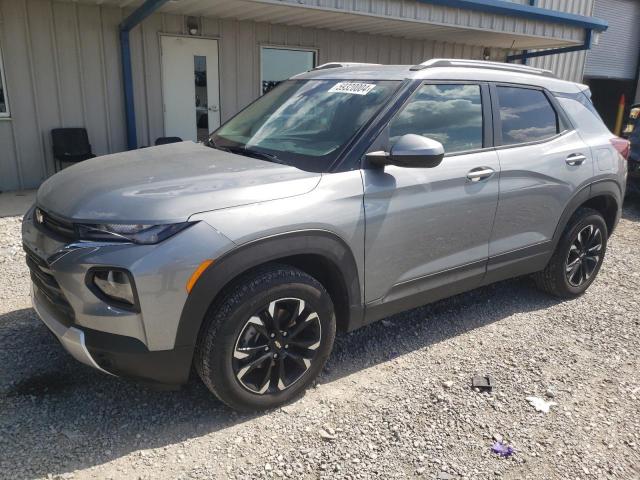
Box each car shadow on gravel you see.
[0,276,561,479]
[323,276,560,383]
[622,197,640,221]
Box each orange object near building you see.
[614,94,626,136]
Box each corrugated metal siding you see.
[230,0,587,44]
[585,0,640,79]
[0,0,497,190]
[93,0,587,46]
[527,0,594,83]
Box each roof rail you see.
[409,58,556,78]
[313,62,382,70]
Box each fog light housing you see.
[91,269,137,308]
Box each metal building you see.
[0,0,607,191]
[583,0,640,129]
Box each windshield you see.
[210,79,401,171]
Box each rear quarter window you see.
[553,92,611,137]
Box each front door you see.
[363,82,500,305]
[161,36,220,142]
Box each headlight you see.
[75,222,194,244]
[92,269,136,307]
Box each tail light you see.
[610,137,630,160]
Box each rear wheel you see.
[534,208,607,298]
[195,265,335,411]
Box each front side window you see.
[496,86,559,145]
[388,84,483,154]
[261,47,316,95]
[0,45,8,117]
[211,79,400,171]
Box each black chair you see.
[155,136,182,146]
[51,128,96,172]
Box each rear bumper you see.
[33,284,193,385]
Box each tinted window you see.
[554,91,610,136]
[555,96,610,136]
[497,86,559,145]
[389,84,483,153]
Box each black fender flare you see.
[551,180,622,251]
[174,229,363,348]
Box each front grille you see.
[34,207,76,241]
[24,245,75,326]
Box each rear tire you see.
[534,207,607,299]
[195,264,335,411]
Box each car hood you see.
[37,142,321,223]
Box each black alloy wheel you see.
[534,207,608,299]
[195,265,335,411]
[232,298,322,394]
[565,224,603,287]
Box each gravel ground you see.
[1,206,639,480]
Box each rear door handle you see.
[466,167,495,182]
[566,153,587,166]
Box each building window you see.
[496,86,559,146]
[0,45,8,117]
[260,47,316,95]
[389,84,484,154]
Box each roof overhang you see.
[418,0,607,32]
[83,0,606,50]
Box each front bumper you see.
[32,284,112,375]
[33,283,194,384]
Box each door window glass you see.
[389,84,483,153]
[261,48,315,95]
[194,55,208,142]
[496,86,559,145]
[0,45,8,117]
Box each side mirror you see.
[367,134,445,169]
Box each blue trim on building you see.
[119,0,170,150]
[418,0,608,32]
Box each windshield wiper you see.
[223,145,283,164]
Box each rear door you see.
[488,84,594,265]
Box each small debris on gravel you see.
[2,205,640,479]
[526,396,558,414]
[491,441,516,458]
[471,374,494,392]
[318,428,336,441]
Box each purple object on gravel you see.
[491,442,515,458]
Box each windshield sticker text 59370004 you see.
[328,82,376,95]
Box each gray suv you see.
[23,59,628,411]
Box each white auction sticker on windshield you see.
[328,82,376,95]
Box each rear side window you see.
[554,91,611,137]
[389,84,483,154]
[496,86,559,145]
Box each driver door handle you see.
[466,167,495,182]
[566,153,587,166]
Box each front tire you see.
[534,207,607,299]
[195,264,336,411]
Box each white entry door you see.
[161,36,220,142]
